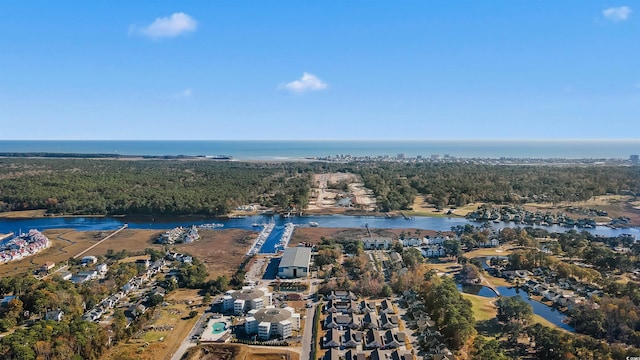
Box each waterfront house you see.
[425,236,447,245]
[400,237,424,247]
[362,237,393,250]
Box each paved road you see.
[300,278,320,359]
[301,303,317,360]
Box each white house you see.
[400,237,423,247]
[96,263,108,274]
[223,287,272,314]
[421,246,446,258]
[362,237,393,250]
[244,306,299,340]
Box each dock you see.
[275,223,296,252]
[247,220,275,256]
[74,224,128,259]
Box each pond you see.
[457,283,498,298]
[497,286,574,332]
[456,282,574,332]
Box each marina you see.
[273,223,296,253]
[246,219,275,256]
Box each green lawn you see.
[462,293,497,322]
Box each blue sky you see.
[1,1,638,140]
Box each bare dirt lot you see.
[184,344,300,360]
[307,173,376,213]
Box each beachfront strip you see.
[0,229,50,263]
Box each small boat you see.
[252,223,260,227]
[309,222,319,227]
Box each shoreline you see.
[1,209,639,228]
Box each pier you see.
[275,223,296,252]
[74,224,128,259]
[247,219,275,256]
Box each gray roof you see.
[253,308,291,323]
[279,247,312,269]
[229,288,265,301]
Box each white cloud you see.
[281,72,328,94]
[172,88,193,99]
[130,13,197,39]
[602,6,631,22]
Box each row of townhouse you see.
[324,311,400,331]
[324,348,414,360]
[324,327,407,350]
[324,297,395,315]
[321,291,411,359]
[83,259,167,322]
[402,290,454,359]
[521,278,599,310]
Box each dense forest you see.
[0,159,638,215]
[354,163,640,211]
[0,159,314,215]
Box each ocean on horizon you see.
[0,140,639,160]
